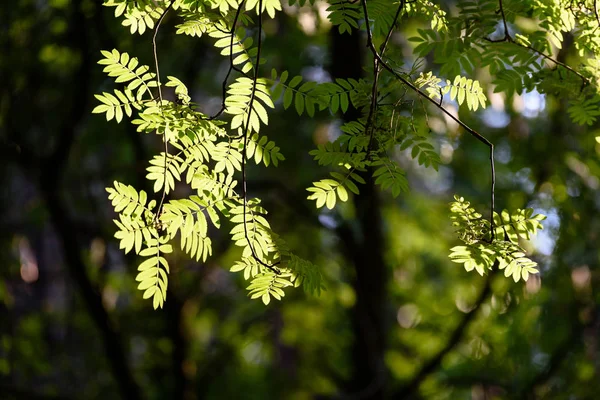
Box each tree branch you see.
[239,0,281,273]
[153,1,174,221]
[359,0,496,237]
[206,0,247,121]
[360,0,405,156]
[486,0,589,88]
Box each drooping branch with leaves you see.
[94,0,600,308]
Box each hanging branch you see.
[485,0,589,88]
[360,0,496,238]
[152,1,174,223]
[362,0,405,156]
[240,0,281,273]
[207,0,247,121]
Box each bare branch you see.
[152,1,174,223]
[379,0,405,55]
[239,0,281,273]
[486,0,589,88]
[207,2,247,121]
[361,0,406,156]
[359,0,496,236]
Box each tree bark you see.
[330,29,388,399]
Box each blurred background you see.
[1,0,599,399]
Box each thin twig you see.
[486,0,589,88]
[364,57,380,156]
[380,55,496,236]
[498,0,510,41]
[152,1,173,223]
[377,58,495,235]
[153,4,172,103]
[362,0,406,156]
[206,2,247,121]
[359,0,496,236]
[379,0,405,55]
[240,0,280,273]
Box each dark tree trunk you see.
[330,29,388,399]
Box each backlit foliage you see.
[95,0,600,308]
[448,196,546,282]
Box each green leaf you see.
[449,197,544,283]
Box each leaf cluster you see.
[448,196,546,283]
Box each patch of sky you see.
[515,167,535,194]
[482,107,510,128]
[495,141,512,164]
[528,201,560,256]
[521,89,546,118]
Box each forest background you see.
[1,0,600,399]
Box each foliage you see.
[448,196,546,282]
[93,0,600,309]
[5,0,600,397]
